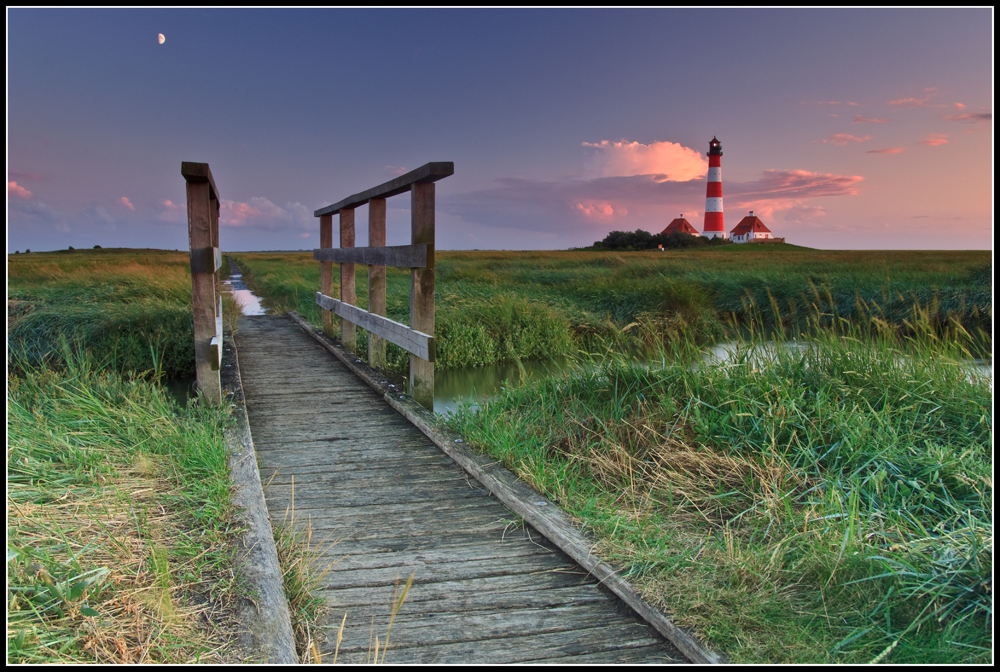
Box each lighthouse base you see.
[702,230,729,240]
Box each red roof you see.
[730,215,771,236]
[661,218,698,235]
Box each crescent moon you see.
[158,33,165,45]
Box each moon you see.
[158,33,165,45]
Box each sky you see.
[6,8,994,252]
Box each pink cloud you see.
[582,139,707,182]
[8,181,34,200]
[220,196,312,230]
[826,133,871,146]
[887,87,944,108]
[384,165,408,176]
[159,199,181,223]
[866,148,906,154]
[575,200,627,220]
[943,112,992,123]
[802,100,844,106]
[119,196,135,211]
[955,103,966,109]
[853,115,888,123]
[441,168,863,234]
[917,134,949,146]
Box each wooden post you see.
[339,208,356,353]
[320,214,334,338]
[409,182,435,409]
[368,198,387,369]
[183,162,222,405]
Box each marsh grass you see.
[445,301,992,664]
[7,351,244,663]
[228,249,990,376]
[8,249,197,378]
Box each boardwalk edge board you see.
[219,329,298,664]
[287,311,724,665]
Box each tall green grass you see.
[444,305,992,664]
[7,348,242,662]
[228,248,990,374]
[8,249,197,378]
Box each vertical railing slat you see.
[368,198,387,369]
[339,208,356,353]
[409,182,435,408]
[184,162,222,405]
[320,214,334,338]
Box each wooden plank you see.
[320,214,334,337]
[368,198,387,369]
[186,179,221,404]
[189,246,222,273]
[325,622,673,665]
[181,161,220,201]
[315,292,434,362]
[285,312,721,664]
[339,208,356,353]
[313,243,427,269]
[409,181,435,409]
[313,162,454,216]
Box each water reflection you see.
[432,342,991,415]
[434,357,572,416]
[222,272,268,316]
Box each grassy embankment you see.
[230,247,991,663]
[7,249,247,662]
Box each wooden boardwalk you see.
[236,315,686,664]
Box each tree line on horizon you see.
[591,229,733,251]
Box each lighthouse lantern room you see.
[703,137,728,239]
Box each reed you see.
[445,299,991,663]
[7,353,243,663]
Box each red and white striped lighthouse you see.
[703,136,727,239]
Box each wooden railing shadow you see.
[313,162,453,410]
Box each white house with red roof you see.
[730,211,775,243]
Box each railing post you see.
[320,214,334,338]
[410,182,435,409]
[368,198,387,369]
[339,208,357,353]
[182,161,222,405]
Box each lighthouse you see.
[703,137,727,239]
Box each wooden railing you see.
[182,161,223,405]
[314,162,453,410]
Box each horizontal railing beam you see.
[190,246,222,274]
[313,243,429,268]
[315,292,434,362]
[181,161,221,202]
[314,162,454,217]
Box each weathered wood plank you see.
[320,214,334,337]
[181,161,220,201]
[315,292,433,361]
[409,182,435,408]
[313,243,427,268]
[327,623,674,665]
[368,197,387,369]
[235,315,688,664]
[186,177,221,404]
[282,312,719,664]
[313,162,454,216]
[339,208,356,353]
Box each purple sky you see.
[7,8,993,252]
